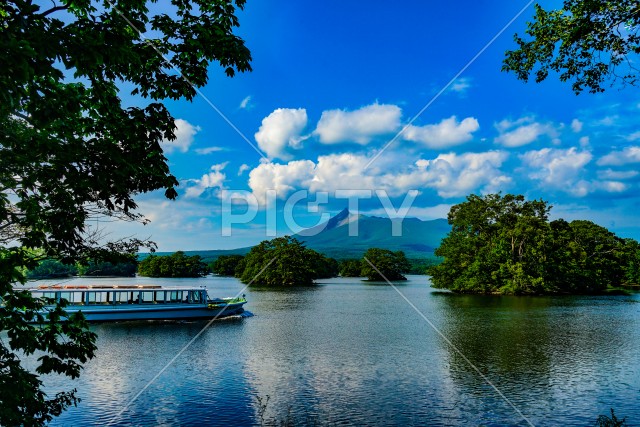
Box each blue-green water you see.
[30,275,640,426]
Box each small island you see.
[428,193,640,295]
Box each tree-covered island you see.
[239,236,338,286]
[428,193,640,295]
[138,252,209,278]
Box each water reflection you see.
[432,292,640,425]
[32,275,640,426]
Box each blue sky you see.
[112,0,640,251]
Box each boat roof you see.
[28,284,208,292]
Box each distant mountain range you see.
[294,208,450,259]
[152,208,450,261]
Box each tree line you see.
[26,259,137,279]
[428,193,640,295]
[212,239,412,284]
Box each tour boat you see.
[28,284,246,322]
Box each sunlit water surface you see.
[24,275,640,426]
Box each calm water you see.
[26,275,640,426]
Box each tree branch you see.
[39,5,69,17]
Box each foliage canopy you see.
[239,236,338,286]
[0,0,251,424]
[503,0,640,94]
[361,248,411,281]
[211,254,246,277]
[429,193,639,294]
[138,252,209,278]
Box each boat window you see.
[168,291,182,302]
[39,292,56,301]
[114,291,129,304]
[155,291,165,303]
[130,291,140,303]
[64,292,84,304]
[87,292,97,304]
[190,291,202,304]
[141,291,154,303]
[87,292,109,304]
[60,292,72,303]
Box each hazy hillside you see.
[143,209,450,261]
[294,208,450,259]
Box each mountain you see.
[147,209,450,262]
[293,208,450,259]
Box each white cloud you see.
[184,162,228,198]
[161,119,200,153]
[626,131,640,141]
[579,136,590,147]
[254,108,308,159]
[597,146,640,166]
[239,95,252,109]
[594,181,627,193]
[237,164,251,176]
[449,77,472,94]
[403,116,479,149]
[405,151,511,198]
[314,103,401,144]
[571,119,583,133]
[494,116,557,148]
[194,146,224,155]
[597,115,618,126]
[248,160,316,204]
[597,169,639,180]
[246,150,510,204]
[520,147,592,196]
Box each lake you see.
[29,275,639,426]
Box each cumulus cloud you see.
[237,164,251,176]
[571,119,583,133]
[494,116,558,147]
[254,108,308,159]
[184,162,228,198]
[520,148,592,196]
[248,160,316,204]
[246,150,510,204]
[314,103,401,144]
[161,119,200,153]
[404,151,511,198]
[597,146,640,166]
[403,116,479,149]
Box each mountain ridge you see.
[150,209,450,262]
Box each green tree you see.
[138,252,209,278]
[339,259,362,277]
[211,255,245,276]
[620,238,640,285]
[26,259,78,279]
[361,248,411,281]
[503,1,640,94]
[1,0,251,424]
[429,194,551,294]
[429,193,636,294]
[76,260,137,277]
[240,236,332,286]
[309,253,339,279]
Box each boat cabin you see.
[30,284,209,306]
